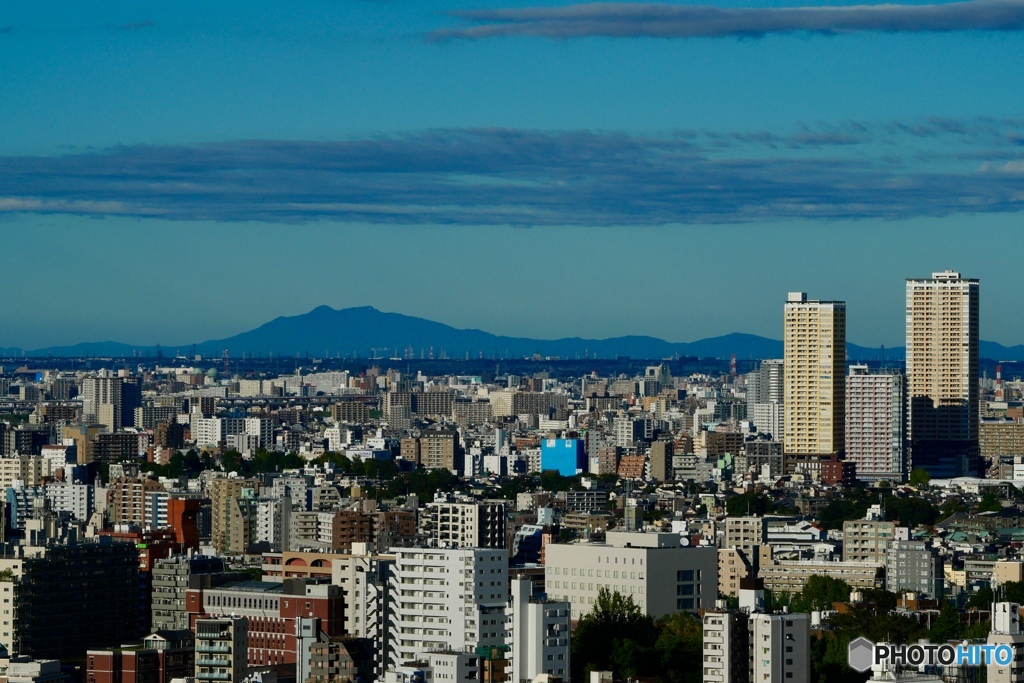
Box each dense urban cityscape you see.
[0,271,1017,683]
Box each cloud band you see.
[429,0,1024,41]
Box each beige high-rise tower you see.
[783,293,846,473]
[905,271,980,477]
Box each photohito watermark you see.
[847,637,1014,672]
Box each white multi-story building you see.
[255,498,291,552]
[846,365,906,482]
[544,531,718,620]
[702,610,748,683]
[750,403,782,441]
[507,576,570,683]
[387,548,508,670]
[427,500,506,549]
[192,417,270,449]
[332,547,395,679]
[43,482,93,521]
[989,602,1024,683]
[703,605,810,683]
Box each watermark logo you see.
[847,638,1014,672]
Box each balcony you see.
[197,644,232,654]
[197,659,232,667]
[197,673,232,681]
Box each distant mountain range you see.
[4,305,1024,362]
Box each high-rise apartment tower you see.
[905,271,980,477]
[783,292,846,473]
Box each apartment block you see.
[845,366,906,482]
[387,548,508,670]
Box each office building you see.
[544,531,718,620]
[186,579,344,668]
[906,271,981,477]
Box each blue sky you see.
[2,0,1024,350]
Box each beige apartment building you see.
[783,292,846,470]
[905,271,981,477]
[209,477,260,555]
[842,519,901,564]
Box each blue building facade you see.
[540,438,587,476]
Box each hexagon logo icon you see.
[848,637,875,672]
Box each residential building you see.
[885,540,943,598]
[427,500,506,549]
[208,477,260,555]
[194,617,248,683]
[387,547,508,670]
[759,560,883,593]
[507,576,570,683]
[905,271,981,477]
[988,602,1024,683]
[842,520,898,564]
[87,630,195,683]
[151,556,246,632]
[783,292,846,471]
[0,539,146,660]
[845,366,906,482]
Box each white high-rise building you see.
[906,271,981,477]
[387,547,508,670]
[507,576,571,682]
[845,365,906,482]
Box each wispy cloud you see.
[2,121,1024,225]
[429,0,1024,41]
[118,21,155,31]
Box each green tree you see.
[966,586,993,610]
[977,492,1003,513]
[885,496,938,527]
[909,468,932,488]
[791,575,851,613]
[725,491,769,517]
[570,588,657,683]
[939,498,966,521]
[930,602,963,642]
[653,612,703,683]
